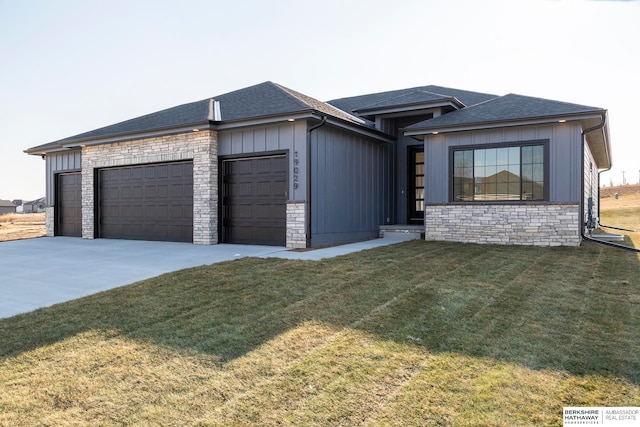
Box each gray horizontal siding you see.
[46,150,82,205]
[423,123,583,204]
[310,125,393,247]
[584,144,599,225]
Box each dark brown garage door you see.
[222,155,287,246]
[98,161,193,242]
[56,172,82,237]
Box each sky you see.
[1,0,638,201]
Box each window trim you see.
[449,139,549,203]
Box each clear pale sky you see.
[1,0,638,201]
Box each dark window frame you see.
[407,146,425,224]
[449,139,549,203]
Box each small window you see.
[452,142,546,202]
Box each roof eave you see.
[354,99,464,118]
[24,145,77,156]
[323,116,395,143]
[216,110,394,141]
[215,109,364,130]
[582,112,612,170]
[403,111,607,137]
[25,121,214,155]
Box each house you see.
[0,200,17,216]
[25,81,611,247]
[22,197,46,213]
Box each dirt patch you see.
[0,212,46,242]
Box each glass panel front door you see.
[408,147,424,224]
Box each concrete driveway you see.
[0,237,288,319]
[0,235,414,319]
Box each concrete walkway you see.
[0,235,414,319]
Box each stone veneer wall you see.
[81,130,218,244]
[286,201,306,248]
[45,206,55,237]
[424,204,580,247]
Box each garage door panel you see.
[56,172,82,237]
[222,155,286,246]
[156,185,168,198]
[98,161,193,243]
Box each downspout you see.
[580,113,640,252]
[306,116,327,246]
[580,113,606,237]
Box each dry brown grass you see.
[0,212,45,242]
[599,184,640,248]
[0,240,638,425]
[600,183,640,200]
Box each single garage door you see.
[56,172,82,237]
[98,161,193,242]
[222,155,287,246]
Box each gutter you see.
[579,114,639,252]
[306,116,327,246]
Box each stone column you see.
[286,201,306,248]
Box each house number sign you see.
[293,151,299,189]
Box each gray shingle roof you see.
[28,83,606,156]
[405,93,606,132]
[51,99,211,146]
[327,85,498,114]
[354,89,460,111]
[28,82,363,151]
[273,83,364,124]
[213,81,361,122]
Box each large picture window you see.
[452,142,546,202]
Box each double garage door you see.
[56,156,287,245]
[98,162,194,242]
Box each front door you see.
[408,147,424,224]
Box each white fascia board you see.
[24,146,80,156]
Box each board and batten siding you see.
[423,123,584,204]
[310,125,393,247]
[45,150,82,205]
[218,121,307,202]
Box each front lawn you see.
[0,238,638,426]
